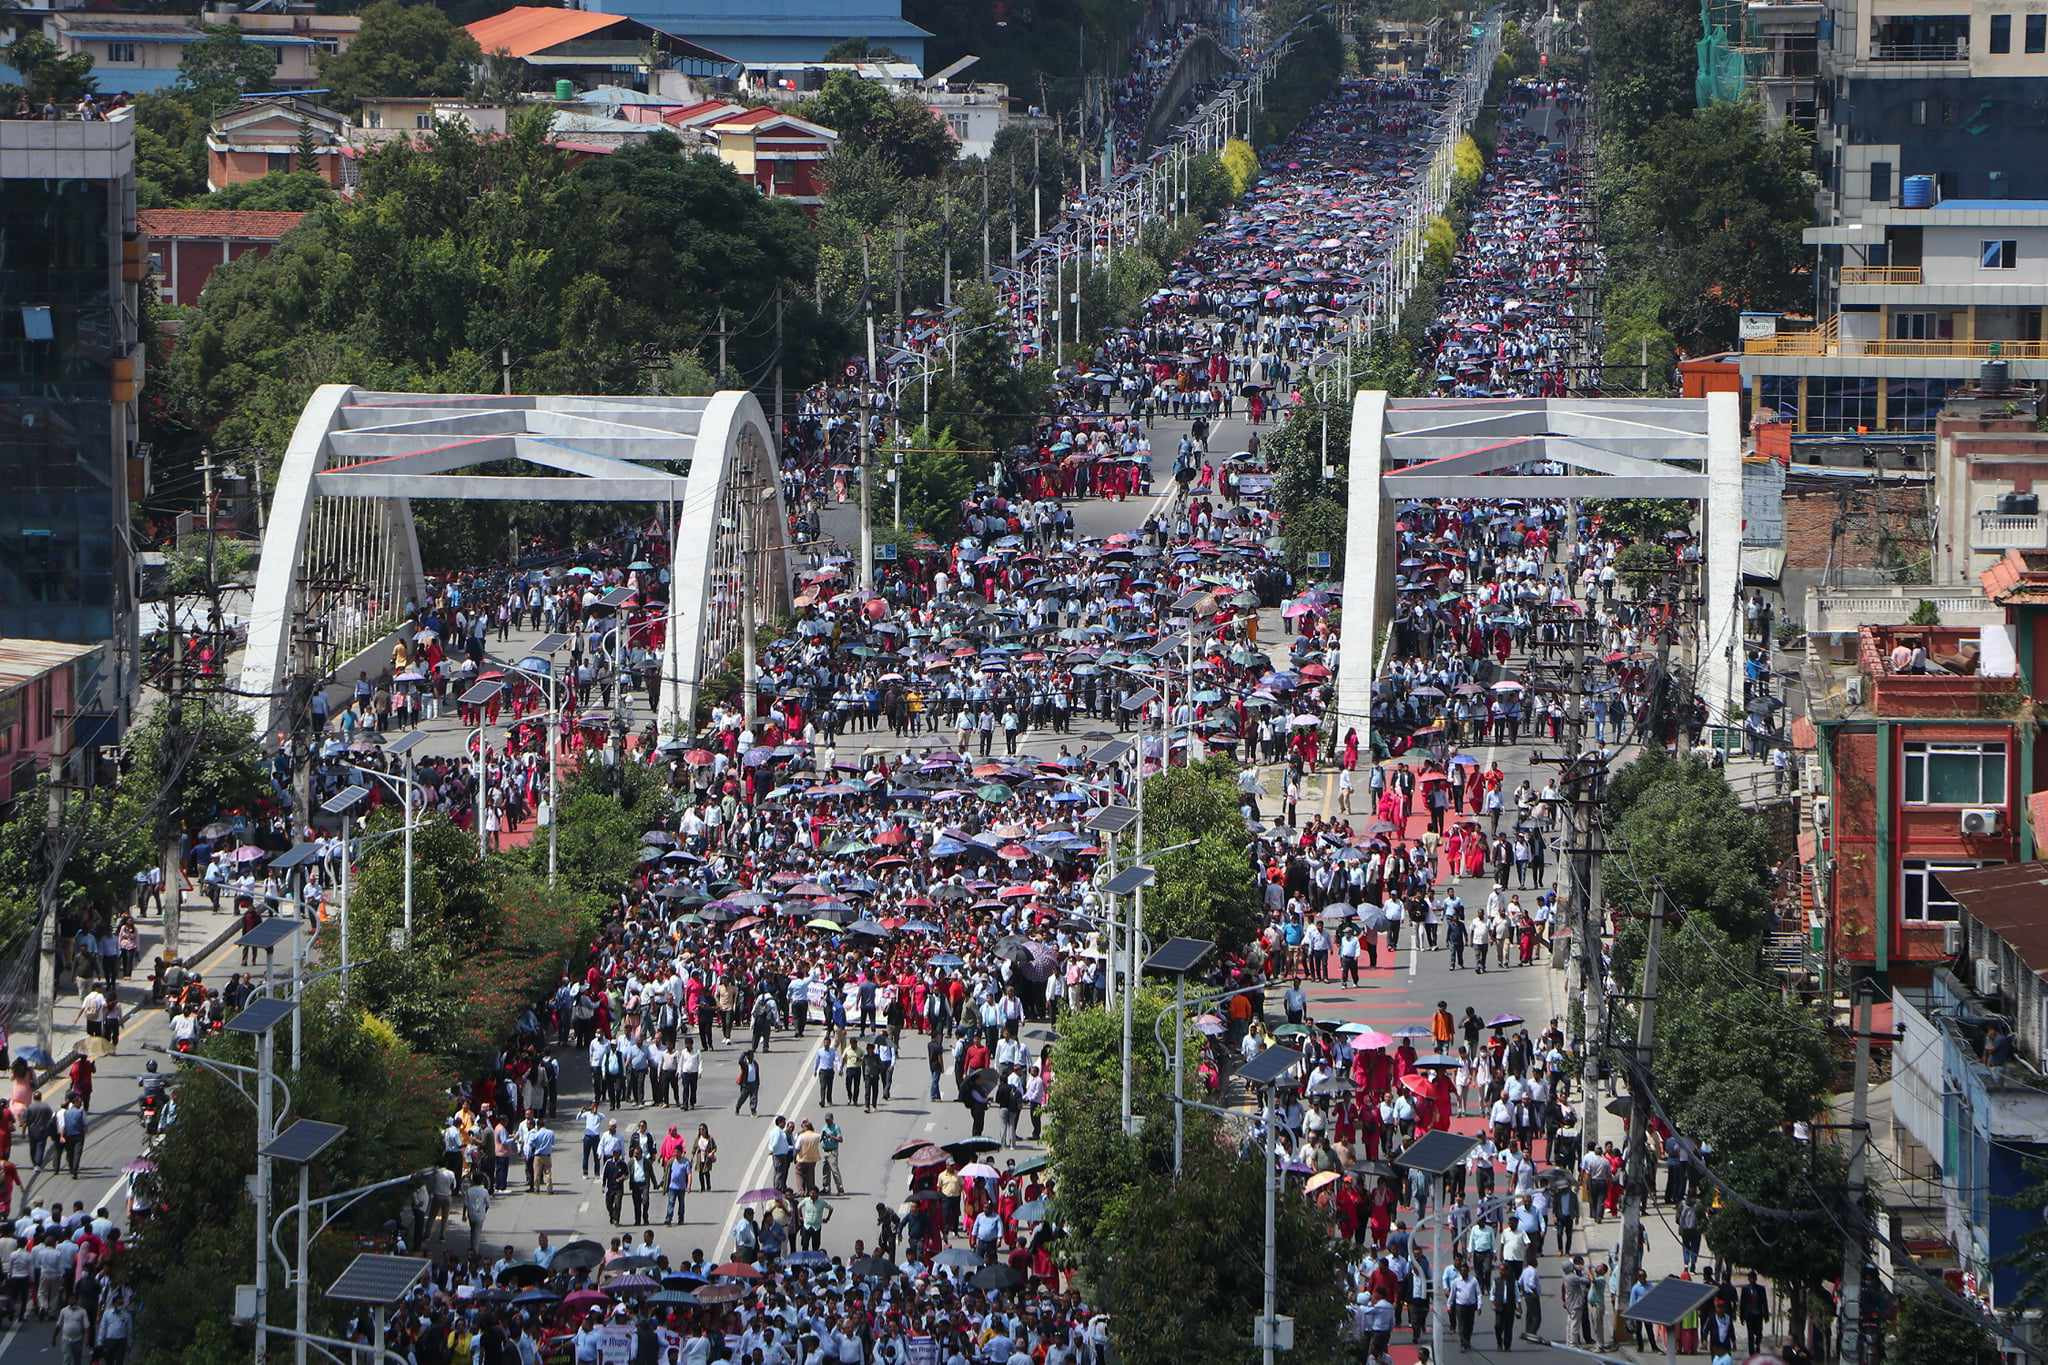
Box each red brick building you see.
[702,107,836,209]
[138,209,307,307]
[1808,561,2048,979]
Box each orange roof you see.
[466,6,629,58]
[137,209,307,241]
[1790,715,1816,751]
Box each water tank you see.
[555,79,575,101]
[1902,174,1936,207]
[1982,359,2010,391]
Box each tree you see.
[1185,151,1235,219]
[1590,497,1691,543]
[124,696,271,829]
[798,71,956,180]
[1,31,96,107]
[0,778,152,951]
[1147,830,1262,957]
[888,424,980,538]
[1590,0,1698,148]
[1607,768,1774,949]
[133,92,213,205]
[1280,496,1347,581]
[819,143,909,235]
[821,36,904,62]
[316,0,480,106]
[204,170,335,211]
[175,25,277,111]
[1889,1288,1999,1365]
[346,812,503,1054]
[914,281,1047,456]
[1219,138,1259,197]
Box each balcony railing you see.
[1869,40,1969,60]
[1744,333,2048,359]
[1974,510,2046,549]
[1840,265,1923,286]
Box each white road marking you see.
[712,1034,824,1254]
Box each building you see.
[464,7,738,92]
[582,0,932,69]
[1368,18,1444,76]
[703,105,835,206]
[1929,396,2048,582]
[138,207,306,306]
[1738,198,2048,439]
[922,83,1009,161]
[0,641,100,806]
[1802,609,2030,980]
[1744,0,1823,130]
[44,7,357,96]
[1890,862,2048,1328]
[0,116,142,737]
[206,95,348,190]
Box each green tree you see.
[1185,151,1236,219]
[124,696,271,829]
[1888,1288,1999,1365]
[1607,769,1774,949]
[133,92,213,205]
[821,36,904,62]
[818,143,909,235]
[0,778,152,951]
[1,31,96,106]
[1280,496,1347,580]
[799,71,957,180]
[537,764,660,894]
[1590,0,1698,147]
[914,281,1047,456]
[175,25,278,110]
[1146,830,1261,957]
[346,812,501,1053]
[1219,139,1259,197]
[1590,497,1691,543]
[316,0,480,106]
[204,170,336,211]
[889,424,980,538]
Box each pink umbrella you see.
[1354,1030,1393,1050]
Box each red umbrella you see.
[712,1261,764,1279]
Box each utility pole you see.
[1840,988,1875,1365]
[36,776,62,1057]
[716,306,729,381]
[981,163,991,283]
[1008,154,1018,264]
[1614,880,1666,1321]
[942,192,953,308]
[859,313,875,588]
[892,223,905,326]
[739,441,759,727]
[772,285,784,455]
[501,347,512,397]
[1032,128,1042,240]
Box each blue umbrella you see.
[931,953,966,969]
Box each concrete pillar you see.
[1699,390,1745,733]
[1336,390,1392,759]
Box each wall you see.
[1922,224,2048,284]
[1837,75,2048,211]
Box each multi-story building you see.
[0,115,143,738]
[1891,862,2048,1329]
[1738,198,2048,438]
[0,642,101,806]
[1928,395,2048,582]
[1802,612,2030,980]
[45,6,357,96]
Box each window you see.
[1911,98,1929,125]
[2030,13,2046,50]
[1903,741,2007,805]
[105,42,136,63]
[414,114,433,130]
[364,108,382,129]
[1982,238,2019,269]
[1870,160,1893,202]
[268,152,295,175]
[1902,859,2000,922]
[1806,376,1878,432]
[1892,311,1935,340]
[1887,377,1958,430]
[1991,13,2012,51]
[1761,374,1800,422]
[771,156,795,186]
[945,113,970,141]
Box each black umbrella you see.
[971,1263,1026,1292]
[961,1069,1000,1096]
[943,1136,1001,1157]
[551,1239,606,1272]
[893,1138,932,1160]
[496,1261,550,1288]
[849,1255,898,1279]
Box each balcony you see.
[1840,265,1922,286]
[1744,333,2048,359]
[1869,40,1969,60]
[1975,510,2047,551]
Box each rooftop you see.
[0,641,99,695]
[1980,548,2048,606]
[1945,863,2048,978]
[137,208,308,240]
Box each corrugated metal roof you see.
[1945,863,2048,978]
[0,641,97,694]
[466,7,634,57]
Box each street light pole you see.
[545,667,559,886]
[337,812,351,1003]
[400,750,414,942]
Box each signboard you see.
[1737,312,1779,341]
[586,1325,684,1363]
[878,543,899,562]
[1307,551,1333,570]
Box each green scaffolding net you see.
[1696,0,1748,105]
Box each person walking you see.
[54,1099,84,1179]
[1450,1260,1482,1350]
[663,1146,690,1225]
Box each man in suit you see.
[1738,1272,1771,1355]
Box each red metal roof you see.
[466,6,630,58]
[137,208,307,241]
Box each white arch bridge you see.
[238,386,791,740]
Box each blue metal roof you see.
[1933,199,2048,212]
[89,66,187,93]
[619,15,932,34]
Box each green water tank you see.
[555,79,574,101]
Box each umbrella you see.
[893,1138,932,1160]
[711,1261,763,1279]
[561,1289,611,1313]
[907,1146,950,1168]
[647,1291,698,1308]
[605,1255,659,1275]
[606,1274,662,1295]
[783,1250,831,1267]
[1304,1170,1342,1194]
[736,1187,784,1204]
[971,1264,1026,1292]
[552,1240,606,1272]
[15,1047,53,1069]
[1487,1013,1525,1029]
[849,1256,898,1279]
[1411,1056,1461,1071]
[1391,1025,1433,1039]
[694,1282,746,1304]
[933,1248,981,1269]
[1008,1152,1050,1176]
[511,1290,562,1307]
[496,1262,549,1287]
[942,1137,1000,1157]
[959,1162,999,1181]
[1014,1199,1050,1223]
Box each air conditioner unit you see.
[1942,922,1962,956]
[1974,955,1999,999]
[1813,795,1831,829]
[1960,807,2002,836]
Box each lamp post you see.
[318,785,367,1003]
[1140,935,1218,1176]
[350,735,426,942]
[458,680,503,857]
[491,637,571,885]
